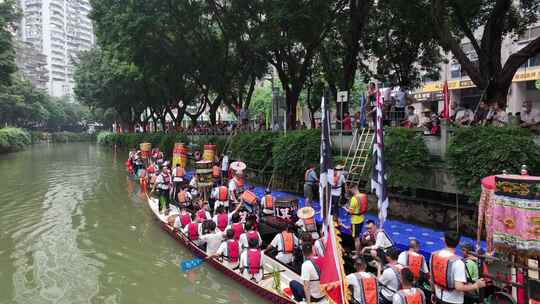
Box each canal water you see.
[0,143,260,304]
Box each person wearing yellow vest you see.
[265,223,299,265]
[347,257,379,304]
[392,268,426,304]
[430,231,485,304]
[260,188,275,216]
[348,184,368,255]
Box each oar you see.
[180,258,205,272]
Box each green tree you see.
[0,0,17,87]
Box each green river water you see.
[0,143,261,304]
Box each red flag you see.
[320,217,349,304]
[441,81,450,119]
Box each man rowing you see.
[393,268,426,304]
[240,237,264,283]
[260,188,275,216]
[152,166,172,213]
[265,223,299,265]
[213,229,240,269]
[289,243,325,303]
[347,257,379,304]
[398,239,428,283]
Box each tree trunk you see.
[485,80,511,105]
[285,88,302,130]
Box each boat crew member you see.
[296,207,320,240]
[240,185,258,214]
[398,239,429,283]
[211,184,230,212]
[303,164,318,207]
[228,170,245,204]
[189,173,198,191]
[430,231,485,304]
[377,248,404,304]
[266,223,299,265]
[182,213,203,247]
[133,151,144,175]
[347,257,379,304]
[313,234,326,258]
[289,243,325,303]
[199,221,225,255]
[139,168,148,193]
[239,222,262,251]
[213,229,240,269]
[240,237,264,282]
[461,243,481,304]
[260,188,275,216]
[228,213,244,241]
[213,206,230,232]
[212,163,221,185]
[196,201,211,221]
[155,149,164,167]
[329,164,347,215]
[152,166,172,213]
[221,153,230,182]
[176,186,192,207]
[146,161,157,177]
[172,163,185,198]
[173,206,192,230]
[348,184,368,255]
[393,268,426,304]
[361,220,394,261]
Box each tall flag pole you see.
[441,80,450,120]
[319,95,348,304]
[371,89,390,227]
[319,95,333,226]
[359,93,367,129]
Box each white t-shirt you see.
[200,230,225,255]
[228,179,238,200]
[260,195,274,215]
[392,288,425,304]
[173,213,191,229]
[347,272,377,303]
[330,172,346,197]
[370,230,393,250]
[379,265,402,301]
[314,239,326,257]
[397,251,429,274]
[431,250,467,304]
[221,156,229,171]
[295,219,319,240]
[240,249,264,282]
[301,259,324,299]
[216,240,239,269]
[155,174,170,190]
[239,231,262,251]
[269,232,299,264]
[189,177,198,188]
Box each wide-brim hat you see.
[230,161,246,172]
[297,206,315,219]
[335,164,345,170]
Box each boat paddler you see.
[397,239,429,283]
[303,164,318,207]
[393,268,426,304]
[430,231,485,304]
[265,223,299,265]
[347,257,379,304]
[260,188,275,216]
[289,243,325,303]
[211,184,229,212]
[228,167,245,204]
[240,237,264,282]
[172,163,185,199]
[212,229,240,269]
[240,185,258,214]
[348,184,368,255]
[239,221,262,251]
[295,207,319,240]
[152,166,172,213]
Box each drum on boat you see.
[172,143,188,168]
[196,160,213,187]
[202,144,216,162]
[140,142,151,159]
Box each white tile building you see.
[17,0,94,98]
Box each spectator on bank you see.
[473,100,490,125]
[394,87,408,121]
[401,105,419,128]
[520,100,540,131]
[489,102,509,127]
[421,108,440,136]
[452,103,474,127]
[368,82,378,106]
[342,112,352,131]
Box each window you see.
[519,26,540,43]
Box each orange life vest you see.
[234,177,244,189]
[396,288,425,304]
[263,195,273,209]
[175,167,184,177]
[304,217,317,233]
[430,251,460,290]
[406,251,424,280]
[280,231,294,253]
[353,273,378,304]
[212,165,220,178]
[217,186,228,201]
[177,191,188,203]
[241,190,257,205]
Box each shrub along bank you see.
[0,128,31,153]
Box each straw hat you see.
[297,206,315,220]
[230,161,246,172]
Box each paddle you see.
[180,258,205,272]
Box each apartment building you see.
[17,0,94,98]
[412,25,540,115]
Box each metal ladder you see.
[344,128,374,185]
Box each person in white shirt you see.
[288,243,325,303]
[199,221,225,255]
[260,188,275,216]
[211,184,230,212]
[329,165,347,216]
[239,222,262,251]
[212,229,240,269]
[397,239,429,281]
[520,100,540,130]
[401,105,419,128]
[239,238,264,282]
[491,102,508,127]
[221,154,229,178]
[376,248,403,304]
[430,231,485,304]
[313,237,326,257]
[265,224,299,265]
[347,257,379,304]
[392,268,426,304]
[361,220,394,260]
[189,173,198,189]
[182,213,203,247]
